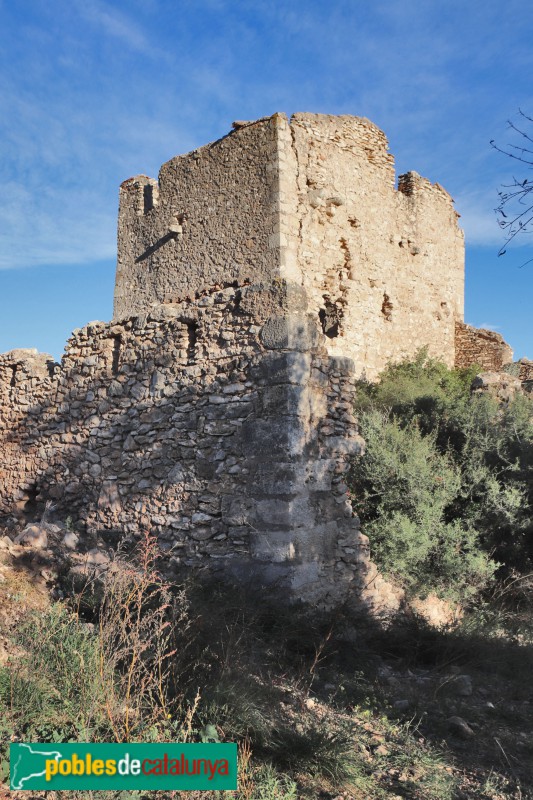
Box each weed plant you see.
[2,523,531,798]
[350,349,533,601]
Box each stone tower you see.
[3,112,500,613]
[115,113,464,380]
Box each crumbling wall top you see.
[113,111,465,377]
[114,114,286,319]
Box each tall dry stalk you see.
[96,531,190,741]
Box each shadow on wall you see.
[0,286,367,606]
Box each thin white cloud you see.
[74,0,151,53]
[0,183,116,270]
[475,323,501,332]
[454,191,505,247]
[0,60,201,271]
[0,0,530,274]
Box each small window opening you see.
[169,212,188,237]
[10,366,16,388]
[187,321,198,364]
[143,184,156,214]
[319,302,341,338]
[112,336,121,375]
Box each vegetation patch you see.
[350,350,533,600]
[1,355,532,799]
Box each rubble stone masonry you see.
[1,111,514,611]
[455,322,514,371]
[116,113,464,380]
[0,283,398,610]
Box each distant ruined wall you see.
[518,359,533,382]
[115,113,465,379]
[455,322,514,371]
[0,283,396,611]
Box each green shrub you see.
[4,603,111,742]
[452,392,533,568]
[351,350,533,597]
[355,347,478,432]
[350,409,495,599]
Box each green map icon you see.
[11,743,63,790]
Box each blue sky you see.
[1,0,532,360]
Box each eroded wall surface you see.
[114,117,285,319]
[115,113,465,379]
[518,359,533,381]
[284,113,464,379]
[455,322,514,371]
[0,284,397,610]
[1,111,471,612]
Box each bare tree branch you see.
[492,111,533,263]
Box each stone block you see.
[328,355,355,375]
[261,384,309,416]
[260,315,319,352]
[241,417,307,458]
[322,435,365,456]
[305,459,336,491]
[255,495,313,528]
[289,562,320,592]
[250,530,297,562]
[222,495,256,526]
[97,482,122,514]
[249,462,303,496]
[238,282,308,321]
[251,352,311,386]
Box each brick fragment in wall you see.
[518,359,533,382]
[454,322,514,371]
[0,282,390,611]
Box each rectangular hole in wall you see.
[186,322,198,364]
[319,303,341,338]
[143,184,156,214]
[112,336,121,375]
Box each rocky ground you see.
[0,520,113,666]
[0,519,532,799]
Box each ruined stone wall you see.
[518,359,533,382]
[455,322,514,371]
[115,113,465,379]
[1,283,396,609]
[1,111,468,612]
[114,117,285,319]
[0,350,58,517]
[283,113,464,379]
